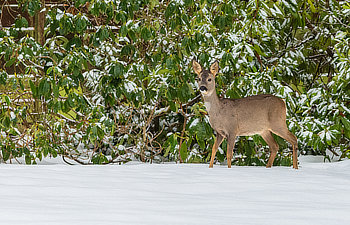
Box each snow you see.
[1,156,350,225]
[124,80,137,93]
[189,118,200,129]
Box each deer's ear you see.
[192,59,202,76]
[210,61,219,76]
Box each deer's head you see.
[192,59,219,96]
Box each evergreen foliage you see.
[0,0,349,165]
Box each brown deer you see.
[192,59,298,169]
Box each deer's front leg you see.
[209,133,224,168]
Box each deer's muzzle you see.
[199,86,208,92]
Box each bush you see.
[0,0,349,165]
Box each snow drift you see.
[1,156,350,225]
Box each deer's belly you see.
[237,124,266,136]
[237,130,262,136]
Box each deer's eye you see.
[198,78,201,81]
[208,78,212,82]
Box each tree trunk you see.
[34,1,46,46]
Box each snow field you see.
[1,156,350,225]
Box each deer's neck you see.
[203,91,220,114]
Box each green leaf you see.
[341,117,350,131]
[25,155,31,165]
[52,83,59,98]
[39,79,51,97]
[51,149,58,158]
[141,27,152,41]
[164,145,171,157]
[29,80,37,98]
[0,71,8,84]
[111,63,124,76]
[197,138,205,150]
[150,0,159,9]
[2,147,10,161]
[97,126,105,139]
[43,147,49,157]
[101,28,109,40]
[0,30,6,38]
[345,129,350,139]
[180,141,188,162]
[121,45,132,56]
[128,30,136,42]
[92,153,108,164]
[307,0,317,13]
[27,0,41,17]
[3,116,11,128]
[15,16,29,28]
[4,95,11,106]
[75,17,87,33]
[5,58,16,68]
[165,3,175,19]
[120,25,128,36]
[166,57,174,69]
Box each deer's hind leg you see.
[261,131,279,168]
[226,135,236,168]
[270,126,298,169]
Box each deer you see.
[192,59,298,169]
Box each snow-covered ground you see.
[1,156,350,225]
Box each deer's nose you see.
[199,86,208,92]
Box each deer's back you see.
[209,94,286,137]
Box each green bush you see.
[0,0,349,165]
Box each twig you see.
[62,155,75,165]
[178,104,188,163]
